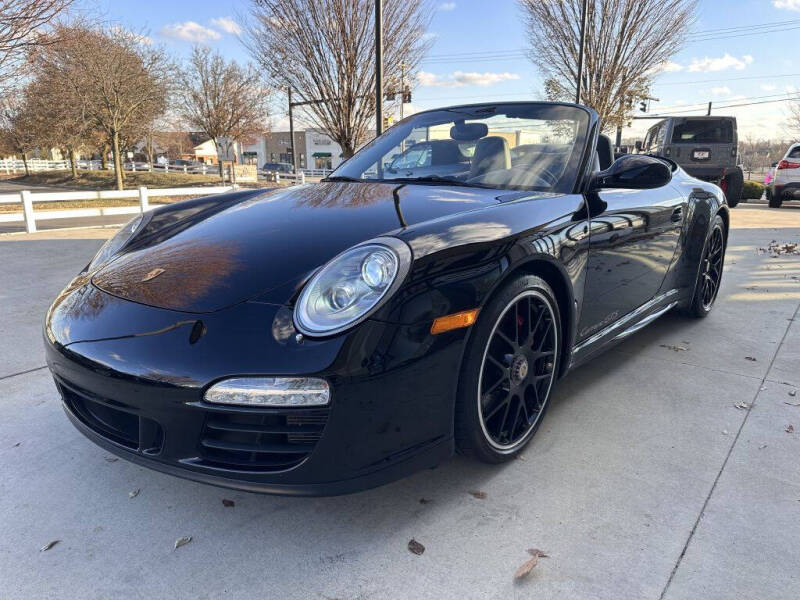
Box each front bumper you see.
[45,282,463,496]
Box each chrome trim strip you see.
[612,301,678,341]
[571,289,679,356]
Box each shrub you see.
[742,180,764,200]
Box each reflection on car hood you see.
[92,182,500,313]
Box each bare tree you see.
[0,95,39,175]
[177,46,270,178]
[0,0,73,92]
[25,61,95,179]
[34,25,170,189]
[242,0,432,158]
[519,0,695,130]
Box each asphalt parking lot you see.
[1,204,798,599]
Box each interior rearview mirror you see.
[634,140,643,152]
[590,155,672,191]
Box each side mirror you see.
[590,155,672,191]
[634,140,643,152]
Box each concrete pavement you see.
[0,204,798,599]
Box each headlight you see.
[294,236,412,336]
[88,214,145,271]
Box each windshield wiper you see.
[387,175,491,188]
[321,175,364,183]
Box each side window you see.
[788,146,800,159]
[655,124,666,147]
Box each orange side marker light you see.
[430,308,480,335]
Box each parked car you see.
[45,102,729,496]
[262,162,294,173]
[637,116,743,207]
[766,144,800,207]
[383,139,472,179]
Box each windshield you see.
[330,103,590,192]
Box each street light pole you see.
[575,0,589,105]
[375,0,383,136]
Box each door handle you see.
[671,207,683,222]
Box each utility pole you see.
[288,87,297,174]
[575,0,589,104]
[707,101,712,115]
[375,0,383,136]
[400,61,406,120]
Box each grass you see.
[6,170,223,190]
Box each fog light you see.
[204,377,330,407]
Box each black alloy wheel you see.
[455,275,561,462]
[687,215,726,318]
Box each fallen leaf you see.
[760,386,767,391]
[104,456,118,463]
[514,555,539,580]
[129,489,140,499]
[789,390,797,397]
[141,267,165,282]
[734,402,750,410]
[660,344,688,352]
[12,442,21,447]
[419,498,431,505]
[786,425,795,434]
[722,429,729,435]
[40,540,60,552]
[468,490,487,500]
[222,499,235,507]
[517,454,526,461]
[527,548,549,558]
[759,443,768,450]
[407,539,425,555]
[744,357,757,362]
[174,536,192,550]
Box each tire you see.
[723,169,743,208]
[767,188,783,208]
[455,275,561,463]
[686,215,726,318]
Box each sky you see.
[84,0,800,141]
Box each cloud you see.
[210,17,241,36]
[774,0,800,9]
[160,21,221,43]
[687,53,753,72]
[422,32,439,41]
[657,60,684,73]
[439,2,456,9]
[418,70,520,88]
[711,86,731,96]
[761,84,777,91]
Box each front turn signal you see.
[430,308,480,335]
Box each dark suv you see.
[637,116,743,207]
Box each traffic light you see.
[639,100,647,113]
[402,91,412,103]
[383,116,394,129]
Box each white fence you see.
[0,185,239,233]
[0,157,328,180]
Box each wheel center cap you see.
[510,355,529,384]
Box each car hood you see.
[92,182,499,313]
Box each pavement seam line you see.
[658,302,800,600]
[0,365,48,381]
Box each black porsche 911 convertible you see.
[45,102,728,496]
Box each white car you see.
[767,143,800,208]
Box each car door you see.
[576,169,686,341]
